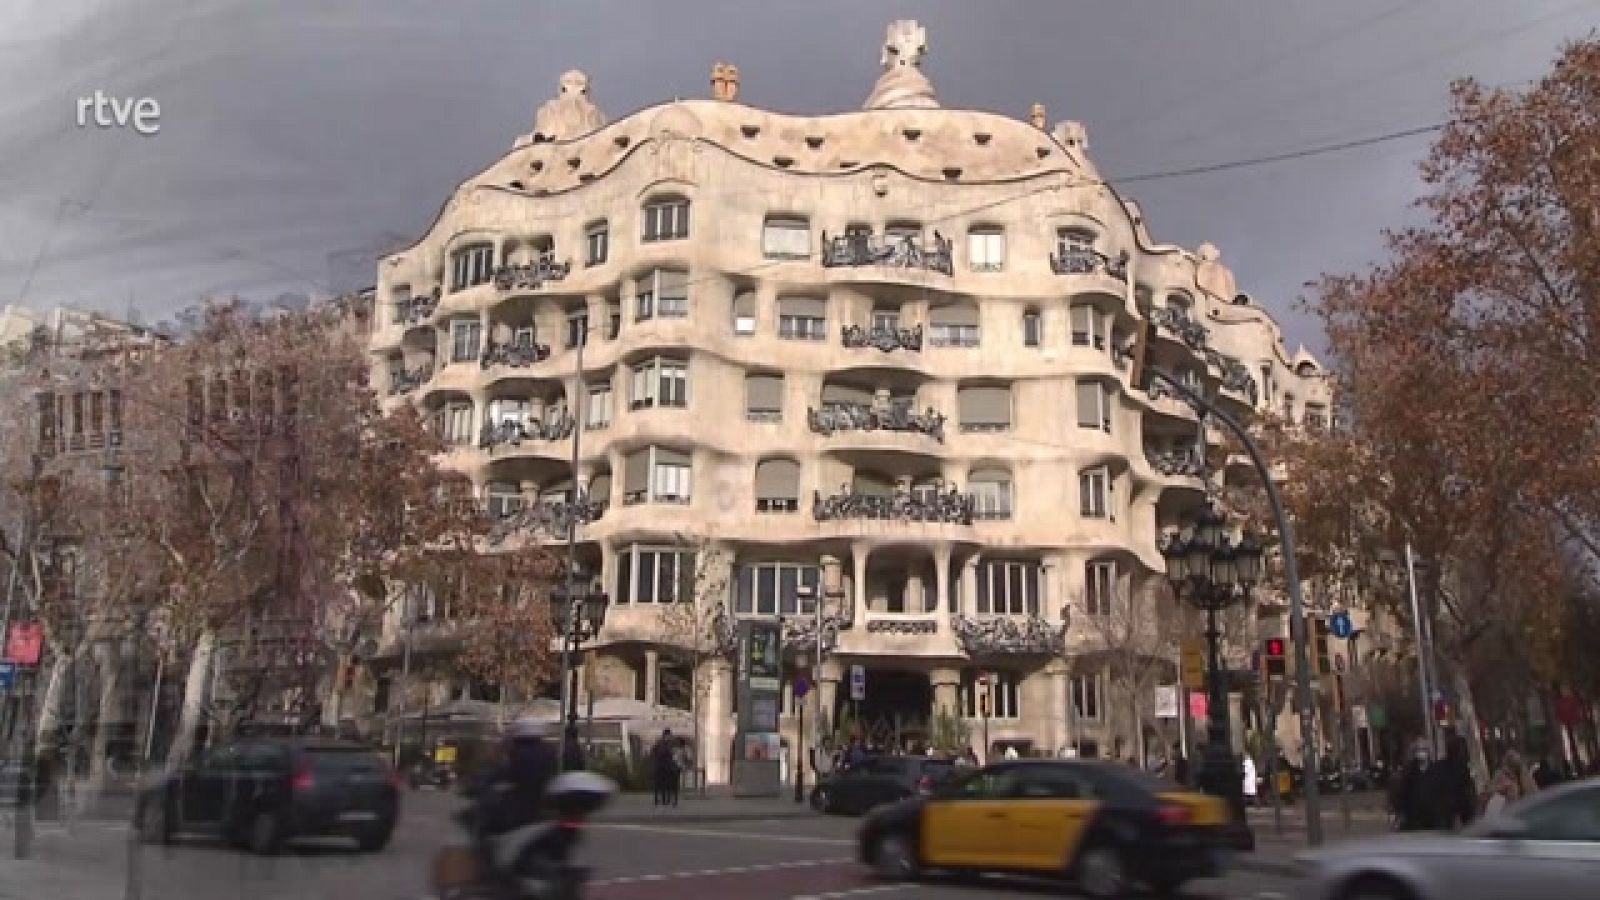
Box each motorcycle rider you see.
[464,720,562,894]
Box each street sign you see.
[793,674,810,698]
[849,664,866,701]
[1180,638,1206,691]
[1154,684,1179,719]
[1329,610,1353,639]
[0,661,14,690]
[1188,692,1208,721]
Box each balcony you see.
[1049,247,1129,281]
[1145,445,1206,478]
[840,323,923,353]
[492,254,571,292]
[807,403,945,442]
[1143,308,1261,404]
[1147,306,1209,350]
[865,618,939,635]
[821,232,954,276]
[812,487,974,525]
[388,364,433,396]
[480,336,553,369]
[486,496,604,544]
[953,614,1067,656]
[478,413,575,449]
[400,290,440,326]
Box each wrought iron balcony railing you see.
[1147,306,1210,350]
[478,413,575,449]
[480,336,552,369]
[1049,247,1129,281]
[388,364,433,396]
[1145,445,1206,478]
[840,323,923,352]
[486,495,604,544]
[807,403,945,442]
[953,614,1067,656]
[812,486,974,524]
[821,232,954,276]
[492,254,571,291]
[400,290,440,326]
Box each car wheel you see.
[247,810,286,855]
[1075,843,1128,898]
[1339,875,1415,900]
[810,787,830,814]
[871,834,920,882]
[137,799,173,845]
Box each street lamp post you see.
[1164,505,1263,851]
[552,575,608,772]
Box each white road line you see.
[594,822,853,846]
[589,856,853,887]
[791,885,909,900]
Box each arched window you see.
[754,457,800,512]
[642,195,690,242]
[449,242,495,292]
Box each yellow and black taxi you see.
[857,759,1232,897]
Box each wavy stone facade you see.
[371,21,1331,781]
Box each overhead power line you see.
[1109,122,1447,185]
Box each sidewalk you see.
[1235,808,1392,876]
[597,787,819,824]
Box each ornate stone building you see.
[370,21,1331,782]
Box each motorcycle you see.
[430,770,616,900]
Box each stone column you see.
[906,573,924,614]
[933,545,953,631]
[600,542,619,600]
[817,659,841,736]
[644,649,660,708]
[1045,660,1070,755]
[851,543,870,625]
[960,557,979,616]
[700,658,735,786]
[930,667,961,719]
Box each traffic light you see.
[1263,637,1287,678]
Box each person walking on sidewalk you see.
[1391,741,1434,831]
[1242,754,1258,808]
[650,730,680,807]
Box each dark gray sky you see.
[1,0,1594,350]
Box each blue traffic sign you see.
[1329,611,1353,640]
[0,662,15,690]
[793,674,810,698]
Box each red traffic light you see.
[1265,638,1286,658]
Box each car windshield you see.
[307,749,385,775]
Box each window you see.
[1304,403,1328,431]
[958,384,1011,433]
[1085,560,1116,617]
[961,671,1021,719]
[615,545,697,604]
[606,298,622,339]
[762,216,811,259]
[1513,786,1600,842]
[1070,304,1106,349]
[586,382,611,430]
[930,304,980,347]
[1075,379,1112,432]
[636,269,689,320]
[449,243,495,292]
[732,291,757,335]
[886,222,922,249]
[1071,673,1103,721]
[631,357,688,409]
[871,307,901,331]
[585,220,609,266]
[1058,227,1096,258]
[1079,466,1112,519]
[778,296,826,340]
[642,196,690,242]
[1023,310,1042,347]
[967,228,1005,272]
[734,562,820,615]
[1167,292,1193,319]
[567,311,588,348]
[439,402,474,446]
[484,482,523,520]
[1014,767,1094,800]
[390,286,410,324]
[745,373,783,422]
[651,449,692,503]
[485,397,531,430]
[975,560,1041,615]
[450,319,483,363]
[753,457,800,512]
[969,468,1012,520]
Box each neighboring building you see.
[369,21,1330,782]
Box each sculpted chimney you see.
[711,62,740,101]
[1029,102,1047,129]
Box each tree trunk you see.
[87,642,122,798]
[1448,663,1491,788]
[165,631,215,771]
[34,651,73,750]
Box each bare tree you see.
[654,538,733,786]
[1077,574,1184,764]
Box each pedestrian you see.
[1242,754,1258,807]
[1390,740,1433,831]
[1422,734,1476,829]
[1483,749,1537,819]
[650,730,679,807]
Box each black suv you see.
[811,756,959,815]
[137,738,400,854]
